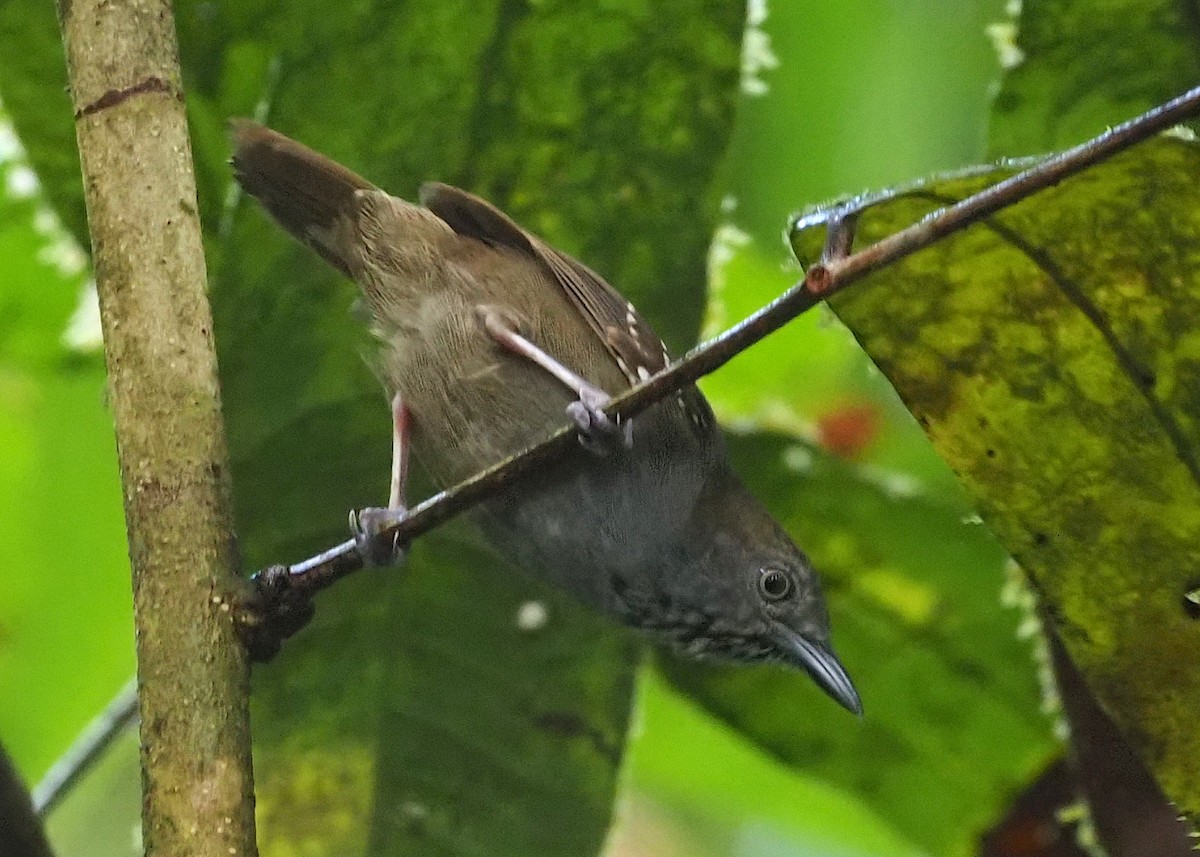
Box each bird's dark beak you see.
[772,623,862,716]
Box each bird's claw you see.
[567,388,633,456]
[349,506,409,567]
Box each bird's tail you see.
[229,120,375,278]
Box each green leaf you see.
[791,137,1200,824]
[625,666,924,857]
[663,432,1054,856]
[195,4,743,856]
[2,2,743,854]
[988,0,1200,158]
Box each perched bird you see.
[231,122,861,714]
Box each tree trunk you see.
[55,1,258,854]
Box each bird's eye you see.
[758,568,793,601]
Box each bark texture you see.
[55,1,257,854]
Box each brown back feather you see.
[420,182,670,385]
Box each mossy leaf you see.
[791,137,1200,823]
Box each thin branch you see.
[32,677,138,816]
[246,84,1200,626]
[57,0,258,853]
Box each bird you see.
[230,121,861,714]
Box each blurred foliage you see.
[988,0,1200,158]
[620,667,924,857]
[0,113,132,781]
[11,1,1195,857]
[703,0,1007,500]
[0,6,83,241]
[698,235,968,495]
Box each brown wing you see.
[420,182,670,384]
[420,182,718,437]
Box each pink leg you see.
[478,306,632,454]
[388,395,410,509]
[351,393,410,566]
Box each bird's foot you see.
[349,506,409,567]
[567,387,633,456]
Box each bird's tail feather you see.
[229,120,375,278]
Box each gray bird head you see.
[631,473,862,716]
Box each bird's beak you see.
[772,623,863,716]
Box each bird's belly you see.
[470,416,710,614]
[371,288,715,617]
[376,289,629,484]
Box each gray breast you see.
[471,398,721,614]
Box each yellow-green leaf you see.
[791,137,1200,822]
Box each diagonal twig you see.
[32,677,138,816]
[242,84,1200,639]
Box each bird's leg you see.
[790,194,875,274]
[820,208,859,264]
[477,305,633,455]
[350,393,411,566]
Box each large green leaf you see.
[982,1,1200,840]
[211,4,741,854]
[791,137,1200,823]
[207,5,741,856]
[1,2,743,854]
[664,432,1053,857]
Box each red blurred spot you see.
[989,817,1062,856]
[815,401,881,459]
[981,759,1076,857]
